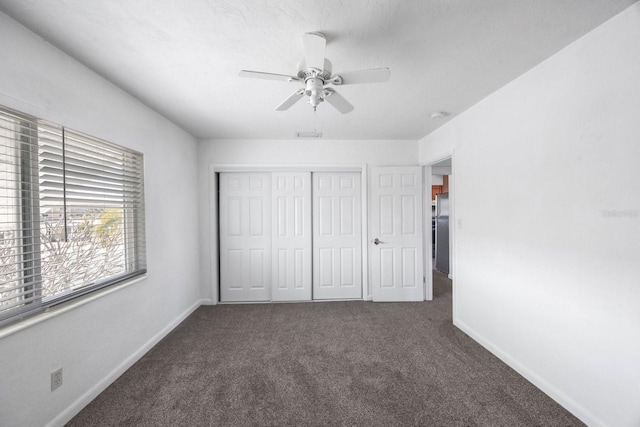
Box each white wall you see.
[418,4,640,426]
[0,12,201,427]
[197,139,419,301]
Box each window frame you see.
[0,105,147,328]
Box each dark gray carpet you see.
[68,272,583,426]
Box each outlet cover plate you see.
[51,368,63,391]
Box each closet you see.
[218,171,362,302]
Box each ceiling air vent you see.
[297,131,322,138]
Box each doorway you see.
[424,157,453,301]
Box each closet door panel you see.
[219,173,271,302]
[271,172,312,301]
[313,172,362,299]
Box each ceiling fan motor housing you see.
[297,58,333,82]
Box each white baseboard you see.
[47,299,205,427]
[453,317,605,427]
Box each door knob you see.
[373,238,383,245]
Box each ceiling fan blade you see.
[332,67,390,85]
[324,88,354,114]
[239,70,299,82]
[276,89,305,111]
[303,32,326,71]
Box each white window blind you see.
[0,108,41,317]
[0,105,146,326]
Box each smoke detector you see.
[430,111,450,119]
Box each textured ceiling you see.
[0,0,636,140]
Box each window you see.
[0,105,146,326]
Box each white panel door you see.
[370,167,424,301]
[271,172,312,301]
[313,172,362,299]
[219,173,271,302]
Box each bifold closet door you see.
[219,173,271,302]
[312,172,362,299]
[271,172,312,301]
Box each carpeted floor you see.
[68,272,584,426]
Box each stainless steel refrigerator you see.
[435,193,449,274]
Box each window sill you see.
[0,274,148,340]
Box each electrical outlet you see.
[51,368,63,391]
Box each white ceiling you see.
[0,0,636,141]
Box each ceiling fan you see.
[239,32,390,114]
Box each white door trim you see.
[423,168,433,300]
[208,164,369,304]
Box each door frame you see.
[209,164,368,304]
